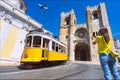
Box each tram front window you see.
[52,42,55,50]
[33,36,41,47]
[43,38,49,49]
[26,36,32,47]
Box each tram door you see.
[42,38,49,60]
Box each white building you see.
[0,0,42,66]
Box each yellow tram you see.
[20,29,68,69]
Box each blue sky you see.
[24,0,120,39]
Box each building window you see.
[76,30,85,38]
[93,13,98,19]
[65,17,70,25]
[75,28,87,38]
[78,32,84,38]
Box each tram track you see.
[56,68,88,80]
[0,63,88,79]
[0,62,71,75]
[0,62,66,74]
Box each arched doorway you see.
[75,43,90,61]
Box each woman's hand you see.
[91,36,96,45]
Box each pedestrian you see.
[92,27,120,80]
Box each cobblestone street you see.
[0,61,120,79]
[64,61,120,79]
[60,61,104,79]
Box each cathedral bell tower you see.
[59,9,76,61]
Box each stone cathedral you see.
[59,3,114,62]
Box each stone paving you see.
[0,61,120,79]
[0,62,88,79]
[63,61,120,79]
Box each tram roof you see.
[27,30,67,47]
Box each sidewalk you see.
[0,66,19,73]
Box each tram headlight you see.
[24,54,28,58]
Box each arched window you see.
[93,13,98,19]
[65,17,70,25]
[66,19,70,25]
[75,28,87,38]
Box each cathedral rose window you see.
[75,28,87,38]
[78,31,85,38]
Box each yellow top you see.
[95,36,112,54]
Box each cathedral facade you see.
[59,3,114,62]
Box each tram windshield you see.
[33,36,41,47]
[26,36,32,47]
[26,36,41,47]
[43,38,49,49]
